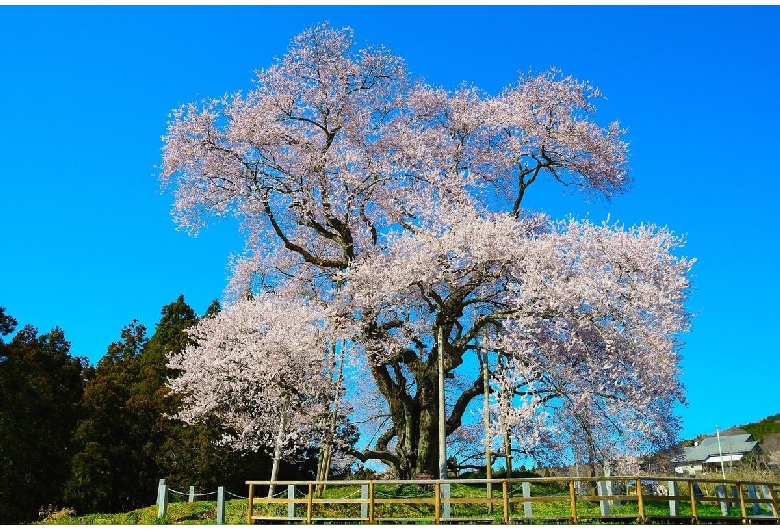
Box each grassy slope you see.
[40,482,756,525]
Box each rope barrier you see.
[167,487,218,497]
[226,490,248,500]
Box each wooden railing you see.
[246,475,780,524]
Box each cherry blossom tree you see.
[167,295,344,492]
[160,23,693,479]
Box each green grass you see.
[38,482,775,524]
[38,499,252,525]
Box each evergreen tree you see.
[65,320,149,514]
[149,296,279,495]
[0,312,86,523]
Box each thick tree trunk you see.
[370,357,484,479]
[359,305,486,479]
[382,378,440,478]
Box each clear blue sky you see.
[1,5,778,442]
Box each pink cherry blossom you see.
[161,23,691,477]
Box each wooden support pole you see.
[689,481,698,522]
[434,482,441,524]
[502,480,509,524]
[306,483,313,524]
[247,483,255,524]
[636,478,645,523]
[569,480,578,524]
[738,482,748,523]
[369,481,375,524]
[766,484,780,519]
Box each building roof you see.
[681,433,758,463]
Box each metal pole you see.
[481,342,493,513]
[438,325,447,480]
[716,425,727,481]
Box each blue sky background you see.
[1,5,778,442]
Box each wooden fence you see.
[246,475,780,524]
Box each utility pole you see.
[716,425,726,481]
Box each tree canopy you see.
[160,23,693,479]
[0,311,87,523]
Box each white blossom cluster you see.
[160,23,692,472]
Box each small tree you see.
[167,295,346,493]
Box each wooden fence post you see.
[369,481,375,524]
[689,481,699,522]
[501,480,509,524]
[434,482,441,524]
[306,482,313,524]
[569,480,578,524]
[636,479,645,523]
[216,486,225,524]
[247,483,254,524]
[766,484,780,518]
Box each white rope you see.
[226,490,248,499]
[167,487,217,497]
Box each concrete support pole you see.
[157,484,168,519]
[715,484,729,516]
[216,487,225,524]
[361,484,369,521]
[288,485,296,518]
[598,480,610,516]
[188,485,195,503]
[441,483,451,520]
[523,481,532,518]
[668,480,679,516]
[747,484,760,515]
[761,484,772,513]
